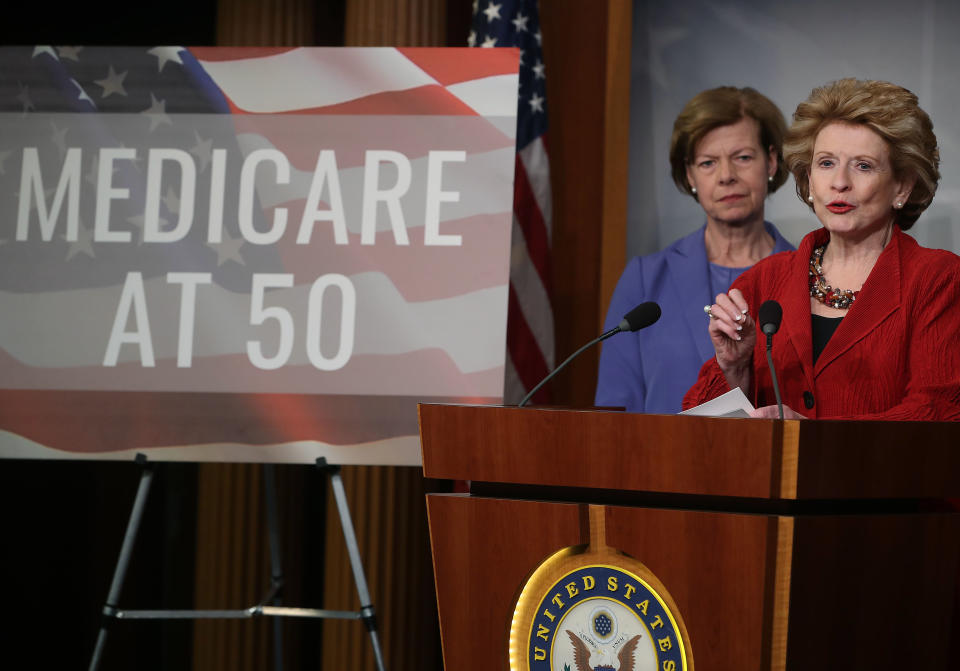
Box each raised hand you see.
[705,288,755,392]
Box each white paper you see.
[679,387,755,418]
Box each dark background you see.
[2,2,329,669]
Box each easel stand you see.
[88,454,386,671]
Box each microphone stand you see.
[517,329,616,408]
[516,301,661,408]
[764,334,784,420]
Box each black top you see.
[811,314,843,364]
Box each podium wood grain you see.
[421,405,960,669]
[427,496,781,670]
[419,404,960,499]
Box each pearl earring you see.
[895,201,903,209]
[768,175,774,183]
[691,186,697,195]
[807,195,813,203]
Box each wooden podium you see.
[419,404,960,670]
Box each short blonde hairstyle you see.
[669,86,789,199]
[783,78,940,231]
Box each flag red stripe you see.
[226,84,482,116]
[507,284,550,400]
[513,154,552,291]
[0,345,504,396]
[0,389,497,453]
[398,47,521,86]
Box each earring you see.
[895,201,903,209]
[691,186,697,195]
[768,175,774,183]
[807,194,813,203]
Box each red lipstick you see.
[827,201,855,214]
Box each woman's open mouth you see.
[827,201,855,214]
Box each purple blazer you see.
[595,222,794,414]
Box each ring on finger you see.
[703,305,716,319]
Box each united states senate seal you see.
[509,507,693,671]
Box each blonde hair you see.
[669,86,789,199]
[784,78,939,231]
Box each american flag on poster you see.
[470,0,555,404]
[0,46,520,463]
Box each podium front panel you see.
[421,404,960,669]
[426,494,778,670]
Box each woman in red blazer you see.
[684,78,960,421]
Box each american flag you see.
[470,0,555,404]
[0,46,519,463]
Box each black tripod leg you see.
[88,453,154,671]
[316,458,386,671]
[262,464,285,671]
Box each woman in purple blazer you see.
[595,86,795,414]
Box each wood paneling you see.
[767,517,794,671]
[420,404,792,498]
[426,495,586,668]
[794,418,960,498]
[217,0,316,46]
[422,405,960,668]
[539,0,633,407]
[345,0,445,46]
[192,463,311,670]
[429,493,960,670]
[787,514,958,668]
[427,495,777,670]
[193,463,271,671]
[599,0,634,329]
[605,505,774,669]
[321,466,441,670]
[420,404,960,500]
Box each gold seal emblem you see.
[509,506,694,671]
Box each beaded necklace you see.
[809,243,858,309]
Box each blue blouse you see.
[594,222,795,414]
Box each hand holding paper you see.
[679,387,754,418]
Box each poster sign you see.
[0,46,518,464]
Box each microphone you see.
[608,301,662,339]
[758,300,784,419]
[517,301,661,408]
[759,300,782,337]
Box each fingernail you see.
[736,335,742,341]
[741,309,748,314]
[736,325,742,331]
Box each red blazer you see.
[683,226,960,420]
